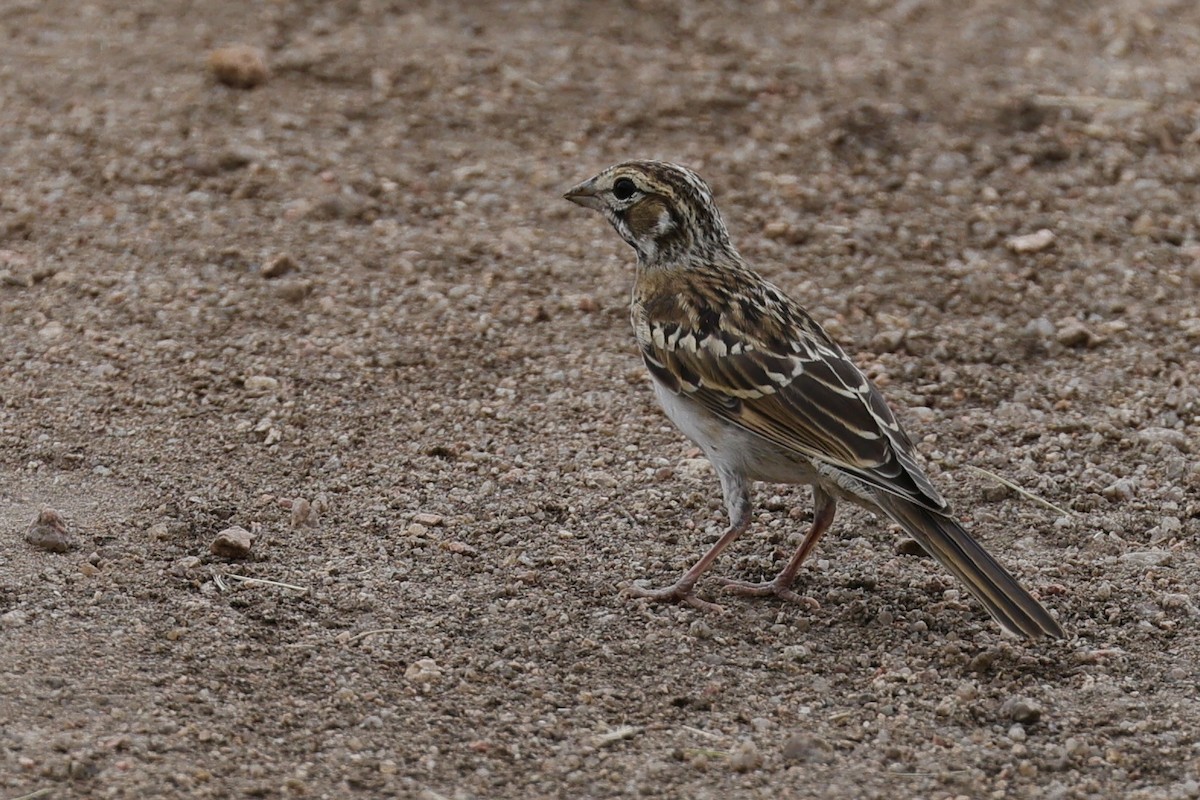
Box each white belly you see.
[651,380,820,486]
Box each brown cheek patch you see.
[627,199,667,238]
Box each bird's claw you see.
[623,582,725,613]
[717,577,820,610]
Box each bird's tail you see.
[876,496,1064,640]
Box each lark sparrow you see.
[564,160,1063,640]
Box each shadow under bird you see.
[564,159,1064,640]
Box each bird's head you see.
[564,160,735,267]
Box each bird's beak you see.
[563,177,604,211]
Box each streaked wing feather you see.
[644,320,947,511]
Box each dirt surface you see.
[3,1,1200,797]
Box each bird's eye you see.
[612,177,637,201]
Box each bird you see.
[563,160,1064,640]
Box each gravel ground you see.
[2,1,1200,798]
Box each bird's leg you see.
[624,468,751,613]
[719,486,836,604]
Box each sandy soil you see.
[3,1,1200,797]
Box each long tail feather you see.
[877,497,1064,640]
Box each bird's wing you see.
[639,309,948,512]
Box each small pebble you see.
[439,540,478,556]
[969,650,996,672]
[1023,316,1056,341]
[728,740,762,772]
[39,320,65,340]
[404,658,443,684]
[1006,228,1055,253]
[218,145,265,171]
[1150,517,1183,545]
[1118,550,1171,568]
[290,498,319,529]
[244,375,280,396]
[592,726,641,748]
[210,526,254,558]
[1102,478,1137,502]
[261,254,297,279]
[413,512,444,527]
[930,151,969,177]
[763,220,790,239]
[1,609,28,628]
[1160,593,1190,610]
[781,644,810,661]
[871,329,906,352]
[782,732,833,763]
[274,279,312,303]
[207,44,269,89]
[982,484,1011,501]
[25,507,73,553]
[896,538,928,557]
[1001,696,1043,724]
[1056,318,1100,348]
[1137,427,1190,453]
[177,555,203,571]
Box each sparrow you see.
[563,160,1064,640]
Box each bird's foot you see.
[623,581,724,613]
[718,576,820,610]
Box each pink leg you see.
[624,469,751,612]
[719,487,836,604]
